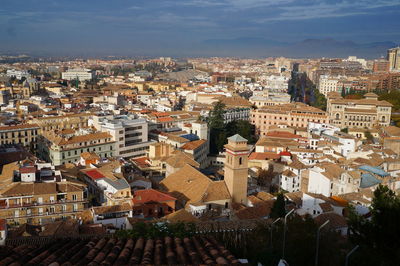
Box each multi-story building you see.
[0,124,40,149]
[264,75,289,92]
[318,75,346,96]
[81,167,131,206]
[0,162,87,226]
[249,90,291,107]
[387,47,400,72]
[372,59,390,73]
[0,89,11,105]
[251,103,328,136]
[92,114,152,158]
[61,68,94,81]
[6,69,31,80]
[218,96,252,123]
[366,72,400,91]
[327,92,392,129]
[28,113,92,134]
[38,128,116,166]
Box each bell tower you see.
[224,134,249,204]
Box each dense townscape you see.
[0,46,399,265]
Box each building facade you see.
[0,124,40,149]
[224,134,249,204]
[61,68,94,81]
[251,103,328,136]
[28,113,91,134]
[92,114,152,158]
[249,90,291,107]
[0,164,87,226]
[388,47,400,72]
[327,93,392,129]
[38,129,116,166]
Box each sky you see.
[0,0,399,57]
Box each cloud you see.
[127,5,142,10]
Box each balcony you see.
[0,200,88,209]
[5,209,82,220]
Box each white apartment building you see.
[250,90,291,107]
[318,75,346,96]
[344,56,367,68]
[92,114,153,158]
[264,75,289,92]
[6,69,31,80]
[61,68,94,81]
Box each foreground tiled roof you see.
[0,236,242,265]
[181,139,207,150]
[162,209,198,223]
[132,189,177,204]
[165,151,200,169]
[0,182,84,197]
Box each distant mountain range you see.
[201,37,397,58]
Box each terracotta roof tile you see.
[181,139,207,150]
[132,189,176,205]
[1,236,241,265]
[84,169,106,180]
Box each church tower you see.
[224,134,249,205]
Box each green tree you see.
[257,165,274,189]
[270,193,286,218]
[364,131,374,142]
[378,90,400,111]
[311,88,327,111]
[347,185,400,266]
[209,101,226,154]
[341,85,346,97]
[226,120,256,144]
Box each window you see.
[73,204,78,212]
[239,157,242,165]
[72,194,77,201]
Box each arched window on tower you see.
[239,157,242,165]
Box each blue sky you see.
[0,0,399,57]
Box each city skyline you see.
[1,0,400,57]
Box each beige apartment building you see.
[28,113,92,134]
[0,124,40,149]
[251,103,328,136]
[0,162,87,226]
[327,92,392,129]
[0,182,86,226]
[38,129,116,166]
[249,90,291,107]
[388,47,400,72]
